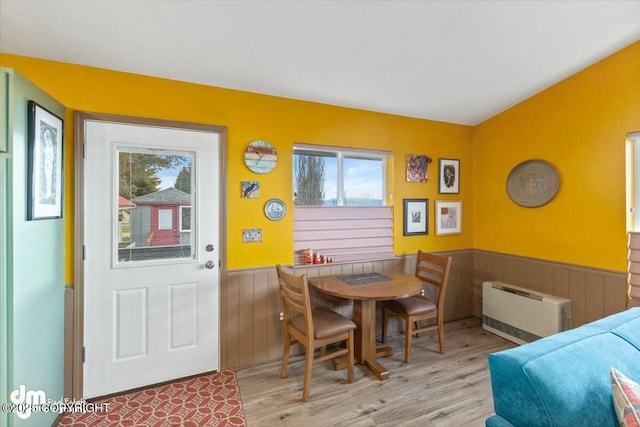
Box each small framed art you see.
[242,228,263,243]
[406,154,430,182]
[241,181,260,198]
[435,200,462,235]
[438,158,459,194]
[27,101,64,220]
[403,198,429,236]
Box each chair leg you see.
[404,317,412,363]
[346,331,354,383]
[302,346,314,401]
[381,308,388,343]
[281,329,291,378]
[437,319,445,354]
[414,320,419,338]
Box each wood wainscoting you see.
[65,249,627,386]
[221,251,475,370]
[220,250,626,370]
[473,250,627,327]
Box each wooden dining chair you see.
[381,251,452,362]
[275,265,356,401]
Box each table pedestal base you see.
[330,299,396,380]
[332,345,394,380]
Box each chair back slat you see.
[415,251,452,304]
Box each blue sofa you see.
[486,307,640,427]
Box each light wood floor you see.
[236,317,515,427]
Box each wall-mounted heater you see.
[482,281,572,345]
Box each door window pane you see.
[117,149,194,263]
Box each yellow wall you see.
[473,41,640,272]
[0,54,474,281]
[3,41,637,279]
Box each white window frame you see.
[628,131,640,231]
[293,143,391,207]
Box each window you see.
[117,149,194,262]
[626,131,640,308]
[180,206,191,232]
[158,209,173,230]
[293,144,389,206]
[629,131,640,231]
[292,144,394,264]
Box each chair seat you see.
[292,307,356,339]
[386,296,436,316]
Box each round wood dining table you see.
[308,271,423,380]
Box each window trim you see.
[629,131,640,231]
[293,143,391,207]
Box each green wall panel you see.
[1,68,65,427]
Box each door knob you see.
[205,260,215,269]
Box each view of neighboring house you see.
[131,187,191,247]
[116,188,192,261]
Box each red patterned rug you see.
[56,369,246,426]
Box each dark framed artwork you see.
[403,198,429,236]
[438,158,460,194]
[27,101,63,220]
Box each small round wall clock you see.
[506,159,560,207]
[264,198,286,221]
[244,140,278,174]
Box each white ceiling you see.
[1,0,639,125]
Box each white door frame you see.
[70,111,227,398]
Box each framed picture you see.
[241,180,260,198]
[403,198,429,236]
[438,158,459,194]
[435,200,462,235]
[406,154,430,182]
[27,101,63,220]
[242,228,263,243]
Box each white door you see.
[83,119,220,398]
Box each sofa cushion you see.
[611,316,640,351]
[611,368,640,427]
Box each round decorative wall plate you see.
[244,140,277,174]
[506,159,560,207]
[264,198,286,221]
